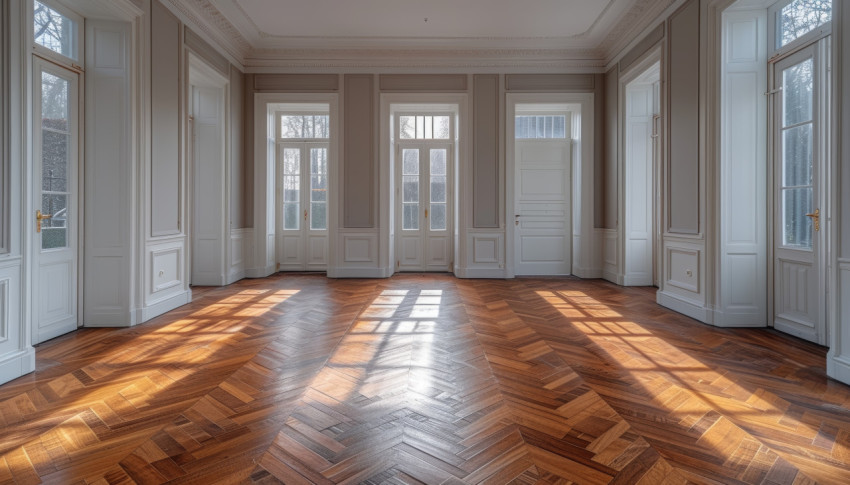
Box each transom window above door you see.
[33,0,81,62]
[399,115,451,140]
[771,0,832,52]
[280,114,329,139]
[515,115,567,139]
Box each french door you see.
[277,142,329,271]
[772,45,825,344]
[396,144,453,272]
[32,58,80,344]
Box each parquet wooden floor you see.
[1,275,849,484]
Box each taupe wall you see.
[150,0,180,236]
[245,72,602,231]
[666,0,700,235]
[603,67,618,229]
[149,0,248,233]
[842,2,850,259]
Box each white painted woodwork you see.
[276,141,329,272]
[84,20,133,327]
[395,144,454,272]
[772,46,825,344]
[717,9,768,327]
[190,80,227,286]
[513,139,572,275]
[622,69,658,287]
[32,59,79,344]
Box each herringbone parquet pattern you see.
[0,274,849,484]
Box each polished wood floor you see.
[1,274,850,484]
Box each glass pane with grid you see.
[402,149,419,230]
[310,147,328,230]
[41,71,71,250]
[282,148,300,230]
[430,149,447,231]
[780,58,814,249]
[34,1,78,60]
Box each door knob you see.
[35,210,52,233]
[805,208,820,232]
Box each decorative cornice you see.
[164,0,251,62]
[598,0,679,61]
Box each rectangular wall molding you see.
[472,74,499,228]
[254,74,339,92]
[379,74,467,92]
[505,74,595,92]
[343,74,375,228]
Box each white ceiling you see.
[182,0,678,70]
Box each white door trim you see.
[506,93,594,279]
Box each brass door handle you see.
[805,208,820,232]
[36,210,52,233]
[304,209,308,221]
[425,209,428,218]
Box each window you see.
[399,115,450,140]
[33,0,79,61]
[775,0,832,49]
[280,114,329,139]
[515,115,567,139]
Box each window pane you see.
[315,115,329,138]
[783,124,812,187]
[400,116,415,139]
[41,71,70,194]
[783,58,813,127]
[403,149,419,175]
[403,204,419,230]
[403,176,419,203]
[281,115,303,138]
[284,203,299,230]
[430,204,447,231]
[515,116,567,139]
[434,116,450,139]
[779,0,832,48]
[34,1,77,60]
[42,193,67,249]
[430,149,446,176]
[283,148,300,174]
[311,202,327,230]
[311,147,327,176]
[430,176,446,204]
[416,116,425,138]
[424,116,433,139]
[42,131,68,192]
[783,187,812,248]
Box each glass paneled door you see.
[277,142,329,271]
[772,44,825,344]
[32,58,79,344]
[396,145,453,271]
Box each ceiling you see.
[175,0,679,71]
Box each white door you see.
[513,135,572,276]
[191,85,226,286]
[32,59,80,344]
[277,143,329,271]
[396,145,453,272]
[772,46,825,344]
[623,81,656,286]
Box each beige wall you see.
[244,72,603,231]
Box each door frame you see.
[186,52,229,287]
[380,94,466,277]
[618,52,662,287]
[31,55,84,344]
[768,40,831,345]
[506,93,593,279]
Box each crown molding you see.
[599,0,680,61]
[162,0,251,67]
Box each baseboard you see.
[328,267,393,278]
[573,266,603,279]
[712,309,767,328]
[623,274,652,287]
[135,290,192,324]
[0,347,36,386]
[246,265,276,279]
[455,267,508,279]
[657,291,711,324]
[602,270,623,285]
[227,269,246,285]
[827,352,850,386]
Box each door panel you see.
[514,139,571,275]
[277,142,329,271]
[396,145,453,272]
[33,59,79,344]
[772,46,823,344]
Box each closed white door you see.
[396,145,453,272]
[513,138,571,275]
[32,59,79,344]
[623,82,655,286]
[772,46,824,344]
[277,143,329,271]
[191,85,226,286]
